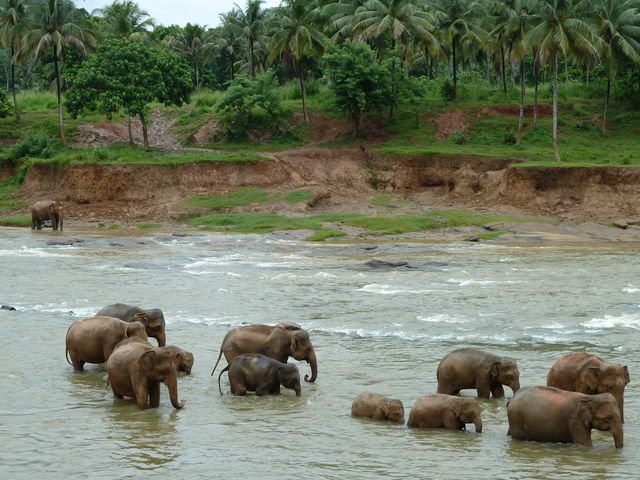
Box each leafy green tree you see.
[323,40,392,133]
[217,14,244,81]
[23,0,96,144]
[168,23,215,89]
[227,0,268,77]
[0,0,28,120]
[95,0,155,42]
[527,0,599,161]
[268,0,329,122]
[65,39,192,148]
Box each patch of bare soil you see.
[479,104,553,118]
[429,110,470,141]
[300,112,388,145]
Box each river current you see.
[0,227,638,479]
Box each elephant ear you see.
[140,351,157,377]
[376,404,390,418]
[578,398,593,427]
[134,312,149,323]
[290,334,298,355]
[584,367,601,392]
[490,361,501,377]
[451,399,463,418]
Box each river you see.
[0,227,638,479]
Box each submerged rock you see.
[364,259,411,269]
[46,238,87,246]
[1,305,16,311]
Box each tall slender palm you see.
[23,0,96,143]
[322,0,368,42]
[430,0,485,102]
[169,24,215,89]
[228,0,267,76]
[218,12,243,81]
[593,0,640,133]
[268,0,329,122]
[527,0,599,161]
[0,0,28,120]
[95,0,155,42]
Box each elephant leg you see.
[37,220,43,230]
[256,378,279,396]
[475,378,491,398]
[69,352,84,372]
[229,377,246,396]
[134,382,149,409]
[443,412,463,430]
[149,382,160,408]
[437,383,459,395]
[111,385,124,399]
[491,384,505,398]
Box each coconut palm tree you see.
[23,0,96,143]
[268,0,329,122]
[0,0,28,120]
[95,0,155,42]
[217,12,244,81]
[228,0,268,77]
[169,24,215,89]
[526,0,599,161]
[593,0,640,133]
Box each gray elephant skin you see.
[507,386,623,448]
[218,353,301,396]
[437,348,520,398]
[31,200,63,231]
[97,303,166,347]
[408,394,482,432]
[351,392,404,423]
[211,324,317,382]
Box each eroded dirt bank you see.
[16,148,640,226]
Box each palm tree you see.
[217,13,243,81]
[95,0,155,42]
[527,0,599,161]
[268,0,329,122]
[169,24,215,89]
[0,0,28,120]
[322,0,367,42]
[430,0,485,102]
[228,0,267,76]
[593,0,640,133]
[23,0,96,144]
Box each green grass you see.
[370,195,394,206]
[475,229,511,240]
[0,214,31,227]
[137,223,162,229]
[0,184,24,214]
[184,188,271,211]
[284,189,314,204]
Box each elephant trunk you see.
[612,421,624,448]
[474,415,483,433]
[156,330,166,347]
[614,392,624,423]
[294,386,301,397]
[304,350,317,383]
[510,380,520,394]
[165,374,185,409]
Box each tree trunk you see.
[127,116,134,145]
[230,53,234,80]
[500,45,507,95]
[299,65,308,122]
[427,51,433,80]
[10,46,20,121]
[517,59,525,144]
[552,51,560,162]
[603,74,611,134]
[195,58,200,89]
[586,64,589,86]
[533,65,539,129]
[452,39,458,102]
[140,113,149,149]
[52,45,66,144]
[250,41,255,77]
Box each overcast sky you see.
[77,0,282,27]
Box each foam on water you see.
[582,314,640,330]
[356,284,435,295]
[0,247,73,258]
[623,286,640,293]
[417,314,467,324]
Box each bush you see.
[12,133,58,159]
[0,88,10,118]
[452,130,465,144]
[503,129,517,145]
[440,80,456,102]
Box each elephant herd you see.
[65,306,629,449]
[352,348,628,449]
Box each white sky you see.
[76,0,282,27]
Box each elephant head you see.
[277,363,302,396]
[578,393,623,448]
[377,399,405,423]
[164,346,194,375]
[140,349,185,409]
[47,203,63,230]
[134,311,166,347]
[583,363,630,423]
[452,397,482,433]
[492,358,520,394]
[125,321,148,342]
[288,330,317,383]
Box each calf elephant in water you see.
[65,316,148,372]
[507,386,623,448]
[437,348,520,398]
[408,394,482,432]
[97,303,166,347]
[547,352,629,422]
[31,200,63,231]
[211,324,317,383]
[351,392,405,423]
[107,342,186,409]
[218,353,301,396]
[163,346,194,375]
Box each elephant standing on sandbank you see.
[31,200,63,231]
[211,324,317,383]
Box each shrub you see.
[12,133,58,159]
[440,80,456,102]
[0,88,11,118]
[452,130,465,144]
[503,129,517,145]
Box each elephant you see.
[407,394,482,432]
[436,348,520,398]
[218,353,301,397]
[211,324,317,383]
[163,346,194,375]
[65,316,148,372]
[507,386,623,448]
[351,392,405,423]
[547,352,630,423]
[106,342,186,409]
[96,303,166,347]
[31,200,63,231]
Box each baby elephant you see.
[351,392,404,423]
[218,353,301,396]
[507,386,623,448]
[408,394,483,432]
[437,348,520,398]
[164,346,194,375]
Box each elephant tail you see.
[211,348,224,376]
[65,348,72,366]
[218,364,230,395]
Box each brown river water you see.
[0,227,638,479]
